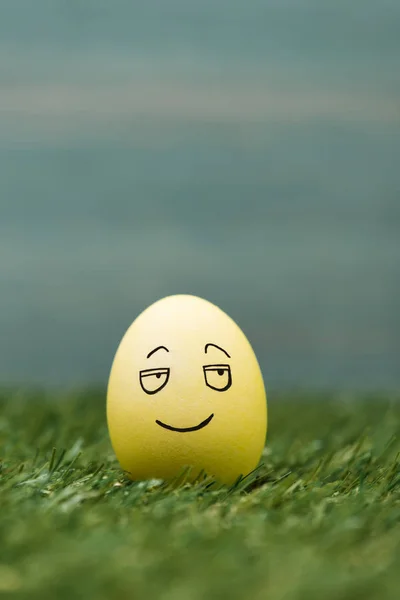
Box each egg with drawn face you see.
[107,295,267,484]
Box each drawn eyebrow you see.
[204,343,231,358]
[146,345,169,359]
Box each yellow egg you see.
[107,295,267,484]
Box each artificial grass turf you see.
[0,389,399,600]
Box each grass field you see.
[0,389,399,599]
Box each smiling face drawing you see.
[139,342,232,432]
[107,295,267,484]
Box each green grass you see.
[0,389,399,600]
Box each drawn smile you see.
[155,413,214,433]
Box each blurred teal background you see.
[0,0,399,389]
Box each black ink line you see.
[203,364,232,392]
[155,413,214,433]
[204,343,231,358]
[147,345,169,359]
[140,367,169,376]
[139,368,170,395]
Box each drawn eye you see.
[203,364,232,392]
[139,368,170,395]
